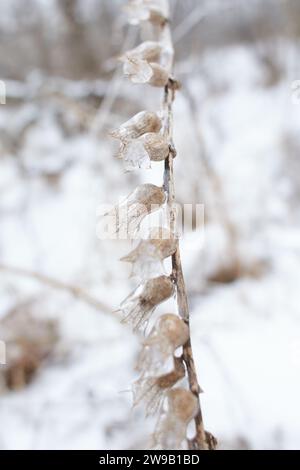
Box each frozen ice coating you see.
[167,388,199,423]
[120,275,175,331]
[137,314,189,376]
[140,133,169,162]
[121,228,176,279]
[117,133,169,171]
[120,41,169,87]
[119,139,151,171]
[147,63,169,88]
[122,57,154,84]
[125,0,168,26]
[133,357,185,416]
[110,111,162,141]
[153,388,199,449]
[104,184,166,236]
[123,41,163,62]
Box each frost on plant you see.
[133,357,185,416]
[121,228,177,279]
[119,275,174,331]
[137,313,189,375]
[153,388,199,450]
[105,184,166,237]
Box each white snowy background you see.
[1,0,300,450]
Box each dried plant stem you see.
[0,264,111,314]
[159,1,215,450]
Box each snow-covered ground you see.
[1,39,300,449]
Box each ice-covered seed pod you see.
[125,0,168,26]
[106,184,166,236]
[148,63,169,88]
[167,388,199,424]
[122,57,153,84]
[118,133,169,171]
[133,357,185,416]
[123,41,163,62]
[121,57,169,87]
[110,111,162,141]
[120,275,174,331]
[141,133,169,162]
[121,227,177,279]
[137,314,189,375]
[153,388,199,450]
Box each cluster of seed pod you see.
[108,0,205,450]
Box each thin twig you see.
[0,264,111,314]
[159,0,216,450]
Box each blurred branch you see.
[0,264,111,315]
[90,26,138,136]
[173,1,233,44]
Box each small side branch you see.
[0,264,111,314]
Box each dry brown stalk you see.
[159,0,217,451]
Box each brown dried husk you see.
[110,111,162,141]
[167,388,199,423]
[141,133,169,162]
[148,63,169,88]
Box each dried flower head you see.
[121,227,177,278]
[153,388,199,449]
[120,275,174,331]
[125,0,168,26]
[133,356,185,415]
[110,111,162,141]
[137,314,189,374]
[105,184,166,236]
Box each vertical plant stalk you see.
[160,0,216,451]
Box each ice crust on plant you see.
[121,227,177,279]
[137,314,189,375]
[120,41,169,87]
[133,356,185,416]
[125,0,168,26]
[118,132,169,171]
[119,275,174,331]
[105,184,166,237]
[110,111,162,142]
[153,388,199,449]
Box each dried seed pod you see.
[125,0,168,26]
[137,314,189,375]
[110,111,162,141]
[123,41,163,62]
[167,388,199,423]
[133,357,185,415]
[105,184,166,236]
[120,275,174,331]
[141,133,169,162]
[122,57,153,84]
[121,57,169,87]
[118,133,169,171]
[153,388,199,450]
[121,227,177,279]
[148,63,169,88]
